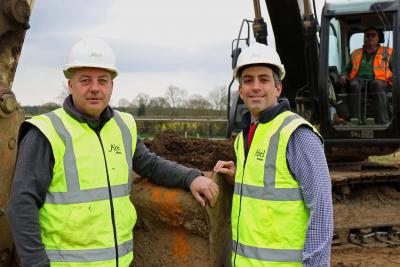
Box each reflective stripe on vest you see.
[232,111,321,266]
[232,240,303,263]
[44,111,133,204]
[47,239,133,262]
[349,46,393,82]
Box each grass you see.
[368,151,400,165]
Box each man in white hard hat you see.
[8,38,219,267]
[214,42,333,267]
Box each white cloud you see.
[13,66,66,105]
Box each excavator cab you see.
[319,0,400,160]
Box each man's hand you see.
[340,75,348,86]
[214,160,236,185]
[189,176,219,207]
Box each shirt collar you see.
[241,98,291,129]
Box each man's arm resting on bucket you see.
[132,138,219,207]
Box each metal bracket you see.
[0,88,17,117]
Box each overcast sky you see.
[12,0,323,106]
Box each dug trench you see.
[130,132,400,267]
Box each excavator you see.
[1,0,400,266]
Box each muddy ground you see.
[145,132,400,266]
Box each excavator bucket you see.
[0,86,25,267]
[0,1,33,266]
[130,172,233,267]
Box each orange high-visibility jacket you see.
[349,46,393,85]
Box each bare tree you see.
[148,96,170,115]
[185,94,211,110]
[208,86,227,111]
[133,93,150,116]
[164,85,187,108]
[133,93,150,108]
[56,81,70,105]
[148,97,170,109]
[118,98,132,108]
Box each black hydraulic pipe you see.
[252,0,268,45]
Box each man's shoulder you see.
[18,122,47,146]
[291,126,322,145]
[383,46,393,53]
[351,47,363,55]
[113,110,137,130]
[114,109,134,118]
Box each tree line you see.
[22,85,228,118]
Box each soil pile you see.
[145,131,235,171]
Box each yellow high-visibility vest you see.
[28,108,137,267]
[232,111,322,267]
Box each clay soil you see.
[145,131,235,171]
[145,132,400,266]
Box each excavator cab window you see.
[325,11,395,131]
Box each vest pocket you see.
[60,201,114,249]
[114,197,136,243]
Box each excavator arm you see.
[0,1,33,266]
[265,0,320,120]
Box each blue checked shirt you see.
[287,126,333,267]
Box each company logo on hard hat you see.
[251,53,261,58]
[89,52,102,58]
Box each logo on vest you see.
[108,144,122,154]
[255,148,265,161]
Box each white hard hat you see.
[233,42,285,81]
[63,38,118,79]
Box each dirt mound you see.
[145,131,235,171]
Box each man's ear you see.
[67,80,73,93]
[238,85,244,100]
[276,82,283,98]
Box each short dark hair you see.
[238,63,281,86]
[364,26,379,33]
[364,26,384,43]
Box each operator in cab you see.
[8,38,219,267]
[214,43,333,267]
[340,26,392,125]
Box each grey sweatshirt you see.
[8,96,201,267]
